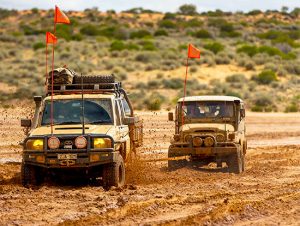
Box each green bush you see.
[226,74,247,83]
[162,78,183,89]
[192,29,212,39]
[140,41,156,51]
[80,24,99,36]
[254,70,278,85]
[110,41,139,51]
[251,94,274,112]
[144,92,165,110]
[237,45,258,57]
[33,42,45,51]
[154,29,168,36]
[183,18,203,27]
[158,20,177,29]
[285,103,299,112]
[178,4,198,15]
[204,42,224,54]
[130,29,152,39]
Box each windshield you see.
[181,101,234,120]
[41,99,113,125]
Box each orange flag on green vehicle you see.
[46,32,57,44]
[54,5,70,24]
[188,44,201,58]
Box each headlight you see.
[93,138,112,149]
[204,137,214,147]
[75,136,87,149]
[192,137,203,147]
[216,134,225,142]
[48,136,60,149]
[26,139,44,151]
[184,135,193,143]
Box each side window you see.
[114,101,121,126]
[122,99,131,116]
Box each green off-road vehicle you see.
[21,75,143,188]
[168,96,246,173]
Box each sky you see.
[0,0,299,13]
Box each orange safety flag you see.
[54,5,70,24]
[46,32,57,44]
[187,44,201,58]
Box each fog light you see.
[184,135,193,143]
[204,137,214,147]
[36,155,45,163]
[48,136,60,149]
[216,134,225,142]
[93,138,111,149]
[192,137,203,147]
[26,139,44,151]
[90,154,100,162]
[75,136,87,149]
[228,133,235,140]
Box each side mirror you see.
[123,117,135,125]
[168,112,174,121]
[21,119,31,127]
[240,109,245,118]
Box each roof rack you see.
[46,82,122,97]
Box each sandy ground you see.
[0,107,300,225]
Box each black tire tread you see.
[102,154,125,189]
[73,75,115,84]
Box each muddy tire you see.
[241,152,245,172]
[168,151,186,170]
[102,154,125,190]
[21,163,42,187]
[227,149,243,174]
[73,75,115,84]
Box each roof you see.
[178,96,243,102]
[44,94,114,101]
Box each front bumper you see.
[23,150,118,168]
[169,143,239,157]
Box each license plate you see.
[57,154,77,160]
[64,145,73,149]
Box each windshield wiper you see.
[53,121,81,125]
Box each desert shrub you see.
[247,10,262,16]
[32,42,45,51]
[207,18,227,27]
[147,80,160,89]
[110,41,139,51]
[144,92,165,110]
[253,53,269,65]
[237,45,257,57]
[80,24,99,36]
[158,20,177,29]
[130,29,152,39]
[254,70,278,85]
[135,52,160,63]
[245,61,255,70]
[220,23,241,37]
[285,103,299,112]
[154,29,168,36]
[190,66,197,73]
[163,12,177,20]
[116,72,128,80]
[204,42,224,54]
[226,74,247,83]
[20,24,43,35]
[215,52,231,64]
[251,94,274,112]
[140,41,156,51]
[283,62,300,75]
[162,78,183,89]
[183,18,203,27]
[178,4,198,15]
[192,29,212,39]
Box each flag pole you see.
[182,57,189,126]
[45,43,48,85]
[50,42,55,135]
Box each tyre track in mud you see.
[0,109,300,225]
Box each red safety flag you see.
[188,44,201,59]
[54,5,70,24]
[46,32,57,44]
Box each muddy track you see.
[0,109,300,225]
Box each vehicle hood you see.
[30,124,115,137]
[181,123,234,133]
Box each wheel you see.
[21,162,42,187]
[102,154,125,190]
[73,75,115,84]
[241,152,245,172]
[227,149,243,174]
[168,151,186,170]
